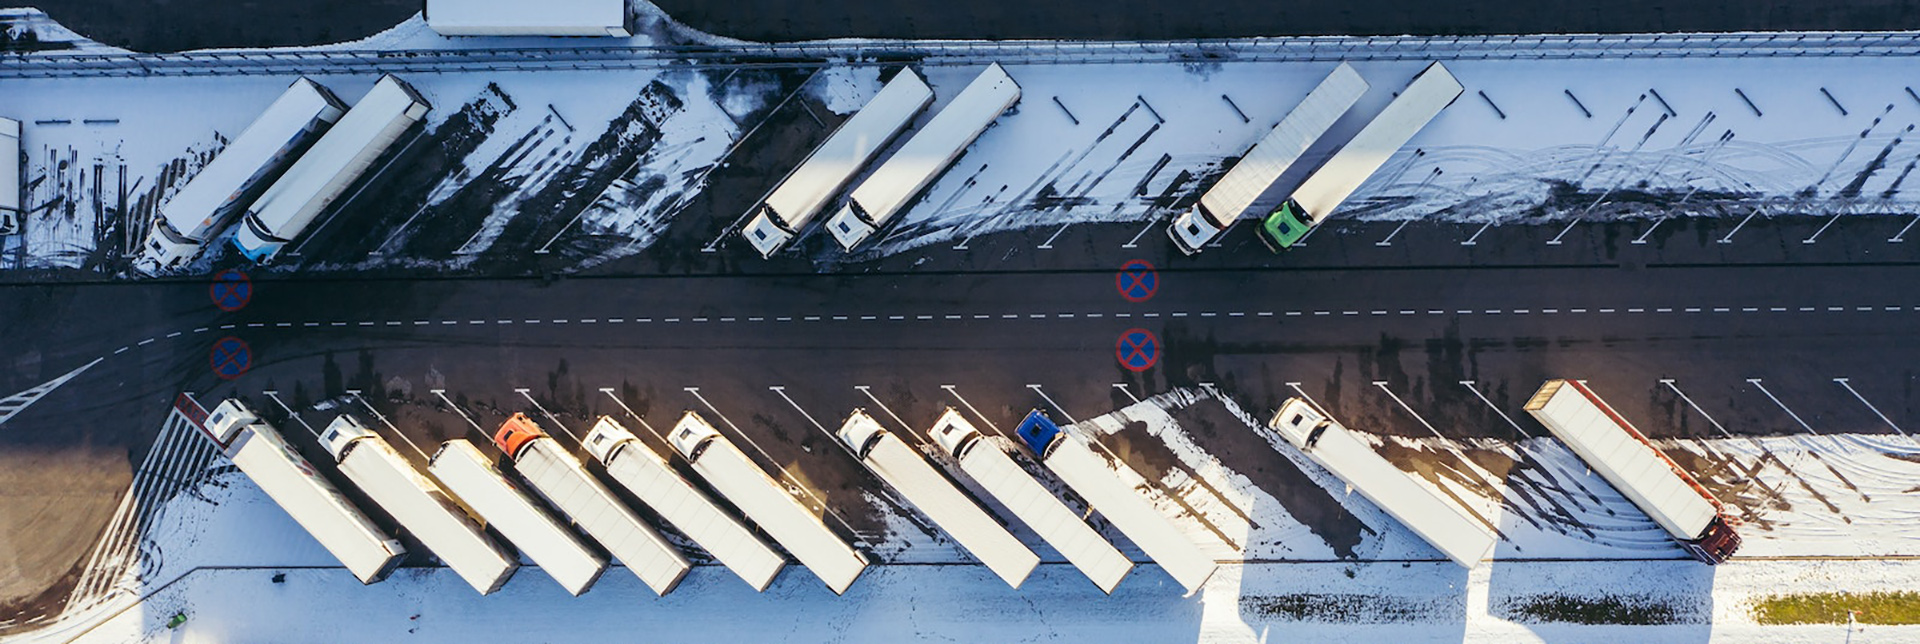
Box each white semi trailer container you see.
[428,439,609,595]
[837,410,1039,588]
[824,63,1020,251]
[1267,399,1497,569]
[582,416,787,592]
[669,411,870,595]
[137,78,346,273]
[425,0,633,37]
[1168,63,1367,255]
[203,400,405,584]
[492,413,691,595]
[928,409,1133,593]
[1,117,20,234]
[318,415,518,594]
[1524,379,1742,564]
[742,68,934,258]
[1257,62,1463,252]
[233,75,430,262]
[1014,411,1216,592]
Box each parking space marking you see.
[1371,381,1445,439]
[1659,379,1735,439]
[1834,378,1908,437]
[1460,380,1532,437]
[1747,378,1820,435]
[1027,384,1080,425]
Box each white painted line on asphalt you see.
[1286,311,1302,317]
[137,338,154,346]
[1684,307,1701,313]
[441,320,457,325]
[414,320,429,326]
[246,323,264,328]
[1229,312,1246,317]
[945,314,962,320]
[833,315,849,321]
[892,315,907,321]
[692,317,708,322]
[1143,312,1160,318]
[973,314,990,320]
[387,321,403,326]
[1371,381,1445,439]
[1428,310,1444,315]
[1834,378,1908,437]
[1341,311,1357,316]
[1712,308,1729,313]
[749,317,765,322]
[431,389,488,434]
[1257,311,1274,317]
[262,390,321,437]
[1719,206,1762,243]
[1891,213,1920,243]
[1742,308,1757,312]
[277,322,293,327]
[1027,384,1080,425]
[639,317,654,323]
[804,316,821,321]
[553,319,569,324]
[1746,378,1819,435]
[582,318,599,324]
[1542,309,1558,314]
[666,317,681,323]
[919,314,934,320]
[1659,379,1734,439]
[1460,380,1532,438]
[166,331,181,338]
[1172,312,1190,318]
[1087,313,1105,318]
[1113,383,1142,404]
[1628,308,1646,313]
[1370,310,1386,316]
[194,327,209,333]
[113,346,128,355]
[941,384,1004,435]
[1600,308,1616,313]
[1284,382,1334,419]
[1456,309,1472,315]
[1571,308,1587,314]
[1654,308,1671,313]
[609,318,625,323]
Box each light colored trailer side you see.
[583,417,786,592]
[1268,399,1497,569]
[1287,62,1462,220]
[139,78,346,273]
[492,414,690,596]
[1,117,20,224]
[742,68,934,258]
[320,415,518,594]
[1168,64,1368,254]
[1015,412,1216,592]
[234,75,430,262]
[824,63,1020,251]
[204,400,405,584]
[838,410,1038,588]
[670,411,869,595]
[425,0,632,37]
[1524,379,1741,563]
[429,440,608,595]
[928,409,1132,593]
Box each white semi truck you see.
[137,78,346,273]
[583,416,787,592]
[428,439,609,595]
[824,63,1020,251]
[1267,399,1497,569]
[1014,411,1216,592]
[670,411,870,595]
[492,413,691,595]
[1168,63,1368,255]
[742,68,934,258]
[318,415,518,594]
[928,409,1133,593]
[836,410,1038,588]
[204,400,406,584]
[1,117,20,235]
[1256,61,1463,252]
[233,74,430,262]
[1524,379,1742,564]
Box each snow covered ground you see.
[8,15,1920,274]
[15,385,1920,642]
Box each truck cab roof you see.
[319,413,378,461]
[583,416,639,463]
[206,399,263,445]
[669,411,723,460]
[835,410,888,458]
[1258,200,1314,252]
[492,413,548,459]
[929,408,982,457]
[1014,410,1062,456]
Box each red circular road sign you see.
[211,270,252,312]
[1116,328,1160,372]
[1116,259,1158,302]
[210,336,252,380]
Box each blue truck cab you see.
[1015,410,1063,458]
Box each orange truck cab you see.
[493,413,548,459]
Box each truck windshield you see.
[1259,201,1313,252]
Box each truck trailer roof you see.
[838,410,1038,588]
[1196,63,1368,227]
[1268,399,1497,569]
[584,417,786,592]
[428,440,608,595]
[1287,61,1463,220]
[425,0,632,37]
[155,78,345,245]
[743,68,934,258]
[929,409,1133,593]
[1523,380,1723,542]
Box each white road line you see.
[805,316,821,321]
[1460,380,1532,437]
[1834,378,1908,437]
[609,318,625,323]
[137,338,154,346]
[1258,311,1274,317]
[113,347,128,354]
[1286,311,1302,317]
[194,327,209,333]
[1746,378,1819,435]
[1026,384,1080,425]
[1113,383,1142,404]
[165,331,182,338]
[1371,381,1445,439]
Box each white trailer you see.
[669,411,870,595]
[137,78,346,273]
[492,413,691,596]
[203,400,405,584]
[1014,411,1215,592]
[1267,399,1497,569]
[425,0,632,37]
[428,440,609,595]
[928,409,1132,593]
[1524,379,1742,564]
[1260,62,1462,251]
[583,416,787,592]
[824,63,1020,251]
[233,75,430,263]
[1,117,20,234]
[837,410,1038,588]
[1168,63,1368,254]
[742,68,934,258]
[318,415,518,594]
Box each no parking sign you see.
[1116,328,1159,372]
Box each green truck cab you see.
[1258,199,1315,252]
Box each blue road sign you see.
[1116,328,1159,372]
[1116,259,1157,302]
[211,270,251,312]
[210,337,252,380]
